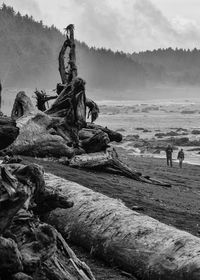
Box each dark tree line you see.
[1,4,200,99]
[132,48,200,86]
[0,4,146,95]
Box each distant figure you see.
[177,148,184,168]
[165,144,173,167]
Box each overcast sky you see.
[1,0,200,52]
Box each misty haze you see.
[0,1,200,280]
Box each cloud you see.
[0,0,42,20]
[59,0,200,52]
[1,0,200,52]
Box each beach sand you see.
[22,147,200,279]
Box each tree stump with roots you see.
[0,162,95,280]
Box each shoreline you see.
[116,145,200,167]
[21,150,200,279]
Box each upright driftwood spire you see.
[59,24,77,85]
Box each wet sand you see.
[23,149,200,279]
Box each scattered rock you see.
[155,131,180,138]
[166,131,179,136]
[188,148,200,152]
[132,206,144,211]
[152,149,161,154]
[169,137,190,146]
[191,130,200,135]
[143,129,151,133]
[155,133,166,138]
[176,128,188,132]
[141,108,150,113]
[124,134,140,141]
[135,127,144,131]
[181,110,197,114]
[116,128,126,132]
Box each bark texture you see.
[69,147,171,187]
[0,163,95,280]
[34,90,57,112]
[0,117,19,150]
[45,172,200,280]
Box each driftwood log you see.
[0,163,95,280]
[45,173,200,280]
[69,147,171,187]
[0,117,19,150]
[6,91,169,186]
[6,89,121,157]
[2,24,171,188]
[6,25,115,157]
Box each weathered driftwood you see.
[85,99,99,123]
[45,173,200,280]
[8,111,75,158]
[79,128,110,153]
[0,163,95,280]
[45,77,87,130]
[34,89,57,112]
[5,24,117,157]
[86,123,122,142]
[69,147,171,187]
[59,24,77,85]
[6,215,95,280]
[0,163,46,234]
[8,89,112,156]
[0,116,19,150]
[11,91,36,120]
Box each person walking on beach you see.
[177,148,184,168]
[165,144,173,167]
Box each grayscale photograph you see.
[0,0,200,279]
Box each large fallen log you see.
[45,173,200,280]
[0,163,95,280]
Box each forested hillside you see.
[0,4,145,95]
[132,48,200,86]
[1,4,200,100]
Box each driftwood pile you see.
[0,158,95,280]
[0,24,170,187]
[0,23,177,280]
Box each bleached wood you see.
[45,172,200,280]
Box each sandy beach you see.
[22,147,200,280]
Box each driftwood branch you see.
[34,89,57,112]
[86,98,99,123]
[0,162,95,280]
[69,147,171,187]
[59,24,77,85]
